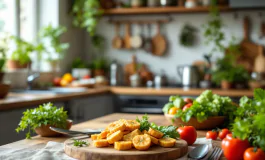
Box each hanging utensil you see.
[124,23,131,49]
[143,24,153,53]
[130,23,143,49]
[152,22,167,56]
[112,23,123,49]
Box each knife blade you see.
[49,126,101,136]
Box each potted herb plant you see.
[6,36,35,70]
[39,24,69,71]
[0,35,9,81]
[16,103,72,139]
[92,58,108,76]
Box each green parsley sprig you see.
[73,140,89,147]
[16,103,68,139]
[136,114,179,139]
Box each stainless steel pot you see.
[177,65,200,87]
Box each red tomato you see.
[184,98,193,104]
[206,131,218,140]
[177,126,197,145]
[218,128,230,140]
[222,134,250,160]
[83,75,91,79]
[182,103,192,111]
[53,77,62,86]
[244,147,265,160]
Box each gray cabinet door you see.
[69,94,114,124]
[0,102,65,146]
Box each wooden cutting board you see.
[64,137,188,160]
[152,23,167,56]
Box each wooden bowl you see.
[0,83,10,99]
[35,119,73,137]
[164,114,226,130]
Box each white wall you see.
[88,10,265,83]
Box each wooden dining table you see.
[0,113,226,159]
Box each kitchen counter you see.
[0,113,226,160]
[0,86,254,111]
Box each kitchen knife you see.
[49,126,102,136]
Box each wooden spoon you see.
[152,23,167,56]
[124,23,131,49]
[112,23,123,49]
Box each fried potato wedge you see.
[132,134,151,151]
[107,130,123,144]
[148,128,164,139]
[114,141,133,150]
[93,139,109,148]
[159,137,176,148]
[123,129,141,141]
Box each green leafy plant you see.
[39,24,69,61]
[72,0,103,36]
[10,36,35,65]
[72,58,88,68]
[232,88,265,151]
[0,34,9,71]
[203,0,225,56]
[167,90,237,125]
[91,58,108,70]
[16,103,68,139]
[136,114,179,139]
[179,24,197,47]
[0,0,5,31]
[73,139,89,147]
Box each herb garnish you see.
[73,140,89,147]
[136,114,179,139]
[16,103,68,139]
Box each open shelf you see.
[103,6,232,15]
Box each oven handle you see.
[121,108,163,114]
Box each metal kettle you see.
[177,65,200,87]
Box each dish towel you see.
[0,138,213,160]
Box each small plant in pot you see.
[16,103,72,139]
[91,58,108,76]
[39,24,69,71]
[0,34,9,81]
[7,36,35,70]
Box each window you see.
[0,0,39,71]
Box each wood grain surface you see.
[64,138,188,160]
[0,113,226,159]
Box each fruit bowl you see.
[164,114,226,130]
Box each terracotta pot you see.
[221,80,232,90]
[94,69,105,76]
[34,119,72,137]
[165,114,226,130]
[0,72,4,82]
[6,60,30,69]
[0,83,10,99]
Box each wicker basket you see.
[164,114,226,130]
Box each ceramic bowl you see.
[35,119,73,137]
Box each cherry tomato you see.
[182,103,192,111]
[244,147,265,160]
[83,75,91,79]
[168,107,179,115]
[218,128,230,140]
[177,126,197,145]
[222,134,250,160]
[206,130,218,140]
[53,77,62,86]
[184,98,193,104]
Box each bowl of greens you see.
[16,103,72,139]
[163,90,237,130]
